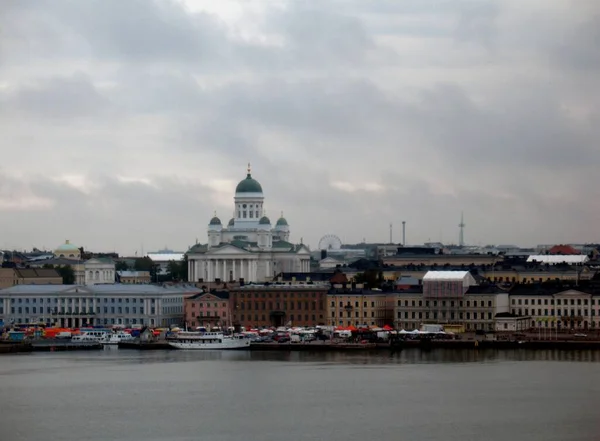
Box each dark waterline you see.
[1,349,599,441]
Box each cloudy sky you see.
[1,0,598,254]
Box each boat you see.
[102,332,135,345]
[167,331,251,350]
[71,329,110,343]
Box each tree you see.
[134,257,154,271]
[134,257,160,283]
[115,260,129,271]
[56,265,75,285]
[180,254,188,281]
[165,255,189,282]
[166,261,181,281]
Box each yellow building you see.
[0,268,62,289]
[327,287,394,327]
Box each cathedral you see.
[187,166,311,283]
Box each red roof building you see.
[548,245,580,255]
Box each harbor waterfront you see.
[1,349,599,441]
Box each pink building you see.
[184,291,230,329]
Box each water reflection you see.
[10,347,600,368]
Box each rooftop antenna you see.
[402,221,406,246]
[459,212,466,247]
[389,223,393,244]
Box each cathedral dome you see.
[209,216,222,225]
[276,217,288,226]
[259,216,271,225]
[235,165,263,194]
[56,240,79,251]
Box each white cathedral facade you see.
[187,166,311,283]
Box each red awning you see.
[383,325,393,331]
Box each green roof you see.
[272,240,294,250]
[235,173,263,193]
[228,218,234,226]
[188,243,208,253]
[276,217,288,226]
[209,216,222,225]
[259,216,271,225]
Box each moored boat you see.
[167,331,250,350]
[102,332,135,345]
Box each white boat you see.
[71,330,110,343]
[102,332,135,345]
[167,331,250,350]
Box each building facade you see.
[84,258,116,285]
[184,291,230,329]
[187,166,311,283]
[0,284,199,328]
[230,284,329,328]
[0,268,63,289]
[510,288,600,330]
[117,271,151,284]
[394,289,510,332]
[327,288,395,327]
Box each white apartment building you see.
[0,284,200,328]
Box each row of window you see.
[332,311,381,318]
[197,311,226,317]
[190,302,227,309]
[238,301,322,311]
[397,311,494,320]
[237,292,322,299]
[4,297,157,304]
[3,306,154,315]
[512,308,600,317]
[332,301,381,308]
[236,314,324,323]
[512,298,596,306]
[398,299,494,308]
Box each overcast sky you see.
[1,0,598,254]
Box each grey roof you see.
[28,258,80,267]
[0,284,201,295]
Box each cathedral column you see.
[232,259,237,281]
[222,259,227,281]
[207,259,212,282]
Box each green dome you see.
[276,217,288,226]
[209,216,222,225]
[235,173,263,193]
[259,216,271,225]
[228,218,234,226]
[57,240,79,251]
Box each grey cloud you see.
[1,0,599,250]
[2,73,110,119]
[1,173,216,252]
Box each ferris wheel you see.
[318,234,342,251]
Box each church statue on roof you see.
[187,164,310,283]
